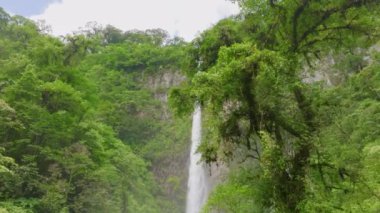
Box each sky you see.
[0,0,240,41]
[0,0,60,16]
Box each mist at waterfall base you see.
[186,105,210,213]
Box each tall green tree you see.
[171,0,380,212]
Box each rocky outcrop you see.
[302,44,380,86]
[144,70,186,119]
[141,69,190,212]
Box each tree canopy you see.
[0,9,189,213]
[170,0,380,212]
[0,1,379,212]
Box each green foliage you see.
[300,62,380,212]
[168,85,196,117]
[184,18,244,76]
[0,8,189,213]
[203,168,258,213]
[1,1,379,212]
[170,0,380,212]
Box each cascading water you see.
[186,104,209,213]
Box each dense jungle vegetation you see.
[1,0,380,212]
[0,8,190,213]
[171,0,380,212]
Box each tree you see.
[171,0,380,212]
[103,25,125,44]
[0,9,181,212]
[183,18,244,76]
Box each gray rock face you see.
[146,70,186,90]
[144,70,186,119]
[302,44,380,86]
[141,69,190,211]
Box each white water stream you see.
[186,105,209,213]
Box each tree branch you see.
[297,0,377,50]
[292,0,310,51]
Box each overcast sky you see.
[0,0,240,41]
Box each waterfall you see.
[186,104,209,213]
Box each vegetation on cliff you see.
[0,8,189,212]
[1,0,380,212]
[170,0,380,212]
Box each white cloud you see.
[30,0,240,41]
